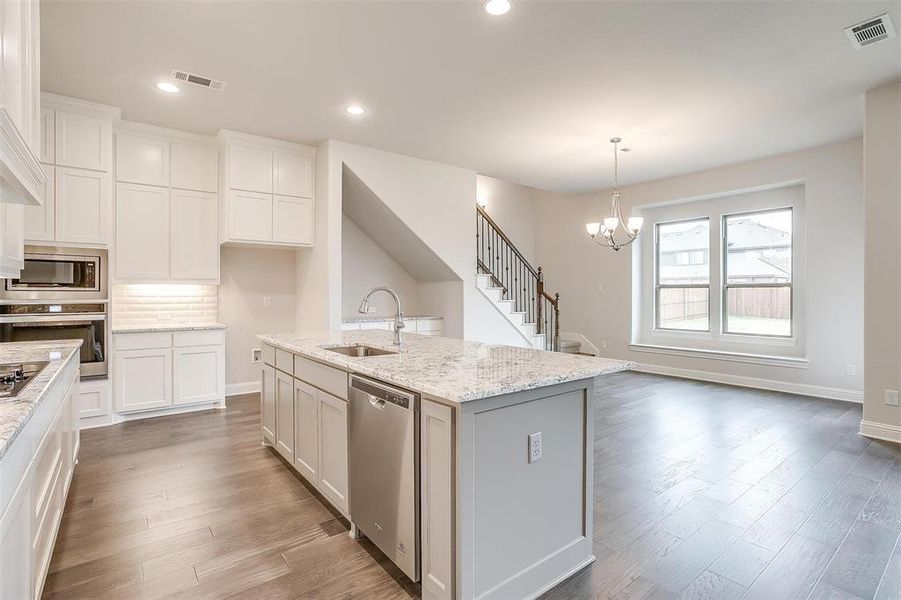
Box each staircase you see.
[476,206,568,352]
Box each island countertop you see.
[257,330,631,403]
[0,340,82,460]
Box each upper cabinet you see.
[0,0,44,210]
[24,94,119,249]
[55,111,112,171]
[113,122,219,284]
[218,130,315,248]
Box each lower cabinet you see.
[262,345,349,516]
[261,364,276,444]
[275,369,295,462]
[0,358,79,600]
[317,391,348,511]
[114,330,225,414]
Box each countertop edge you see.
[257,333,633,404]
[111,322,229,334]
[0,342,82,461]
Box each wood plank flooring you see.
[44,373,900,599]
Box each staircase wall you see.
[298,140,528,346]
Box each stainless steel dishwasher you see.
[348,375,420,582]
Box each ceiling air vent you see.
[171,69,227,91]
[844,13,895,49]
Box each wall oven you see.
[0,246,109,379]
[0,304,108,378]
[1,245,107,301]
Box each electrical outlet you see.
[251,348,262,363]
[601,340,608,350]
[885,389,900,407]
[159,312,171,321]
[528,432,542,463]
[263,296,272,308]
[846,363,857,376]
[367,306,377,313]
[597,283,603,293]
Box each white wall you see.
[532,139,864,400]
[862,81,901,441]
[301,140,527,346]
[342,214,423,319]
[219,246,297,388]
[476,175,538,265]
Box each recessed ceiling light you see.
[345,105,366,116]
[483,0,511,16]
[156,82,180,94]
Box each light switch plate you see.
[886,389,900,407]
[251,348,262,363]
[528,432,542,463]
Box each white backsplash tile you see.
[112,284,219,326]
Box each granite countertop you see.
[111,322,228,334]
[258,330,631,403]
[0,340,82,460]
[342,315,442,323]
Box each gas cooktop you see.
[0,361,48,399]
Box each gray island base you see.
[257,330,631,600]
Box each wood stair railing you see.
[476,206,560,351]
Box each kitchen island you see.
[257,330,630,600]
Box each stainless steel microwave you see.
[1,246,108,301]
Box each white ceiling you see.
[41,1,901,193]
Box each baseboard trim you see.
[859,420,901,444]
[633,362,863,403]
[227,380,261,396]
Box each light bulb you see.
[604,217,619,233]
[627,217,644,233]
[585,222,600,237]
[483,0,511,15]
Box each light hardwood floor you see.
[44,373,900,599]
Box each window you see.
[723,209,792,336]
[655,219,710,331]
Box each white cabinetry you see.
[262,345,349,515]
[113,123,219,283]
[115,134,169,186]
[219,130,315,247]
[341,317,444,336]
[26,94,119,248]
[114,330,225,414]
[115,183,169,279]
[421,399,454,600]
[0,356,79,600]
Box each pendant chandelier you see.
[585,137,643,251]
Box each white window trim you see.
[632,182,806,362]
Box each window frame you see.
[654,217,711,333]
[721,207,793,339]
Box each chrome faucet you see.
[358,286,405,347]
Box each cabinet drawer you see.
[262,344,275,366]
[33,408,62,516]
[173,330,225,347]
[275,348,294,374]
[294,355,347,400]
[115,332,172,350]
[415,319,442,333]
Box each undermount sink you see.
[324,344,398,358]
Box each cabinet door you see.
[229,145,272,192]
[421,399,454,600]
[273,152,313,198]
[78,380,109,418]
[272,195,313,245]
[228,189,273,242]
[39,107,54,163]
[293,379,319,483]
[24,164,54,242]
[115,134,169,186]
[0,466,33,600]
[275,370,294,462]
[173,345,224,405]
[114,348,173,412]
[54,111,110,171]
[318,391,348,513]
[170,189,218,281]
[2,204,24,270]
[170,142,218,192]
[55,167,110,245]
[261,364,276,444]
[115,183,169,280]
